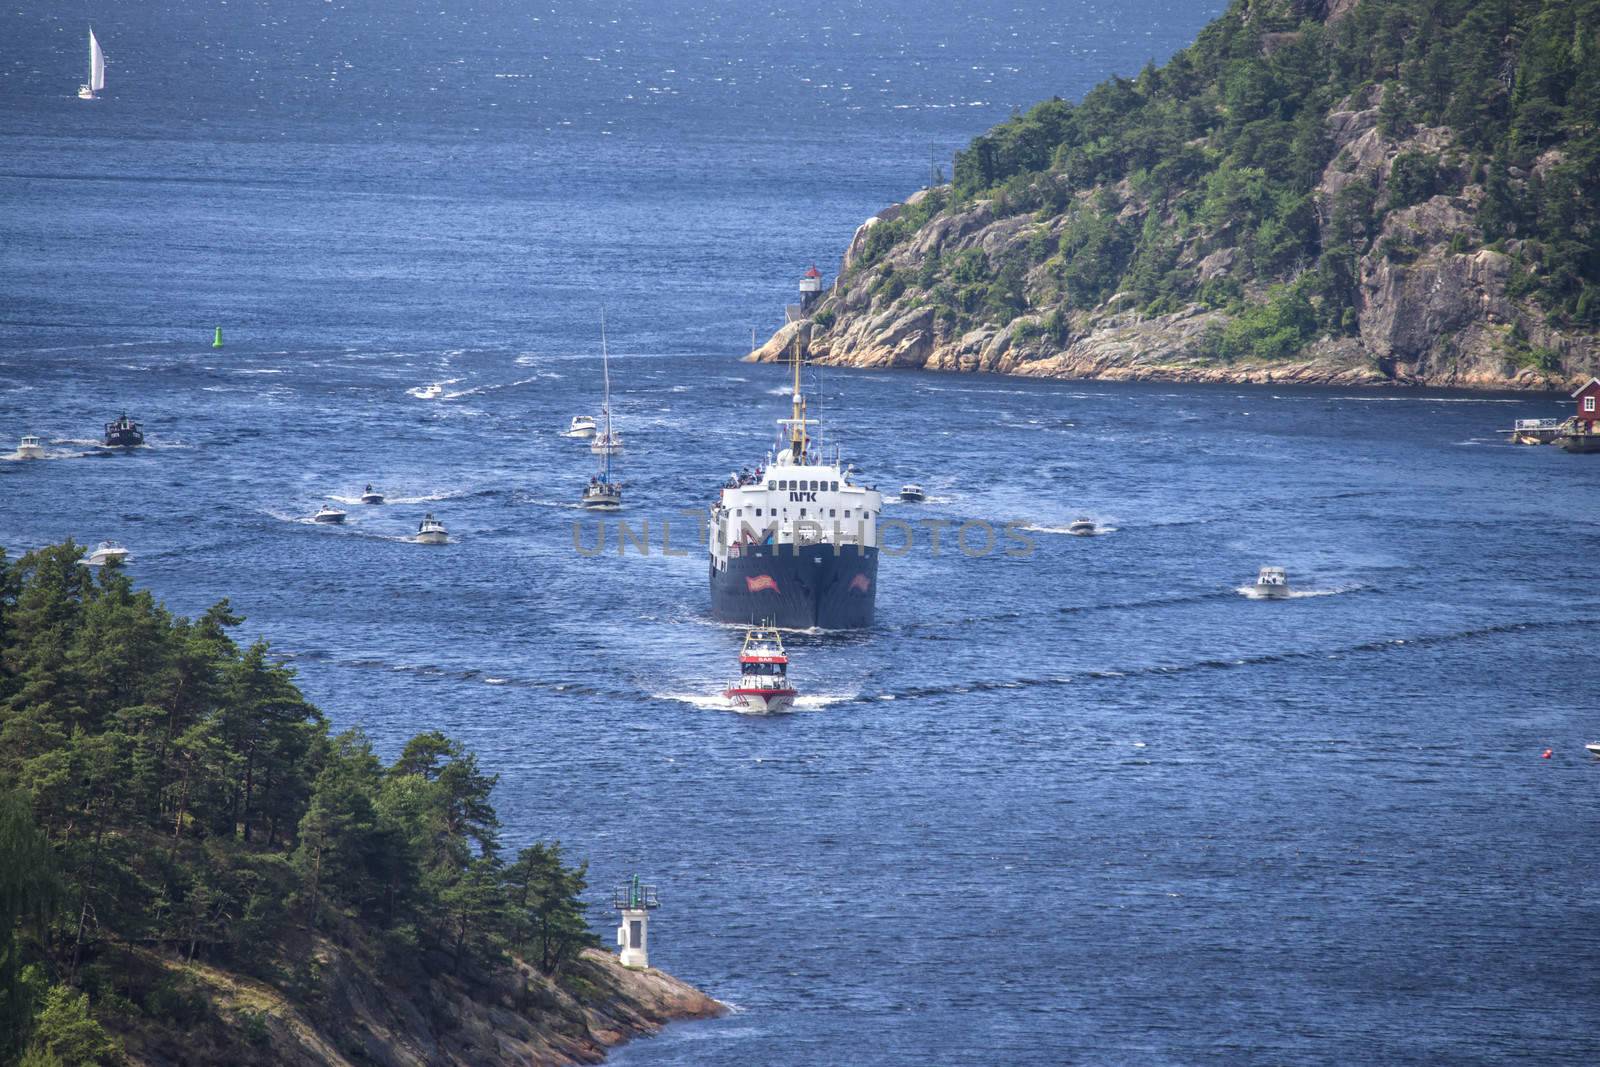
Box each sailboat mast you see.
[600,310,612,484]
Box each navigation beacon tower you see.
[798,265,824,311]
[788,265,825,322]
[614,875,660,970]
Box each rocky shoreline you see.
[749,77,1597,394]
[119,941,725,1067]
[746,313,1567,391]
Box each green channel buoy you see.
[212,326,223,348]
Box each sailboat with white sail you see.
[78,29,105,100]
[581,312,623,510]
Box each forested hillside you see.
[0,543,716,1067]
[759,0,1600,388]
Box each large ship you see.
[707,347,881,629]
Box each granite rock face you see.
[751,74,1594,393]
[115,942,724,1067]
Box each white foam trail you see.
[654,690,853,713]
[376,487,477,504]
[408,376,463,399]
[1237,584,1358,599]
[656,692,732,711]
[1024,523,1118,536]
[264,508,333,527]
[792,693,857,709]
[444,375,539,399]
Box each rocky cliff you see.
[114,935,723,1067]
[753,0,1600,391]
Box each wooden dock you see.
[1504,417,1569,445]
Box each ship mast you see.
[780,333,816,465]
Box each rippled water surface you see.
[4,1,1600,1063]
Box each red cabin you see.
[1575,377,1600,425]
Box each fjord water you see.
[4,1,1600,1062]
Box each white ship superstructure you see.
[707,344,881,629]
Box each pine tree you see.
[0,790,60,1060]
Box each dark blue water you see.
[5,3,1600,1064]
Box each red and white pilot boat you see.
[723,625,797,714]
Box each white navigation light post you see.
[614,875,660,970]
[798,265,824,312]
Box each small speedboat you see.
[1586,742,1600,757]
[312,505,347,525]
[85,540,129,566]
[1251,566,1290,598]
[360,485,384,505]
[17,435,45,460]
[724,625,797,714]
[103,413,144,449]
[581,477,622,510]
[417,513,448,544]
[563,415,597,439]
[1068,518,1097,536]
[899,484,926,502]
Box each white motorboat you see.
[563,415,597,438]
[899,484,926,502]
[1585,742,1600,757]
[723,625,797,714]
[359,485,384,505]
[85,540,129,566]
[78,28,104,100]
[1251,566,1290,598]
[1068,518,1097,536]
[417,513,449,544]
[313,505,347,525]
[17,435,45,460]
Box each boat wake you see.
[792,692,857,709]
[386,488,479,504]
[443,375,540,400]
[1235,584,1362,600]
[869,616,1599,703]
[263,508,340,527]
[655,692,733,711]
[408,377,463,399]
[654,690,856,714]
[1024,522,1119,536]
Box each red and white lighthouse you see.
[798,265,824,313]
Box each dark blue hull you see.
[710,544,878,629]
